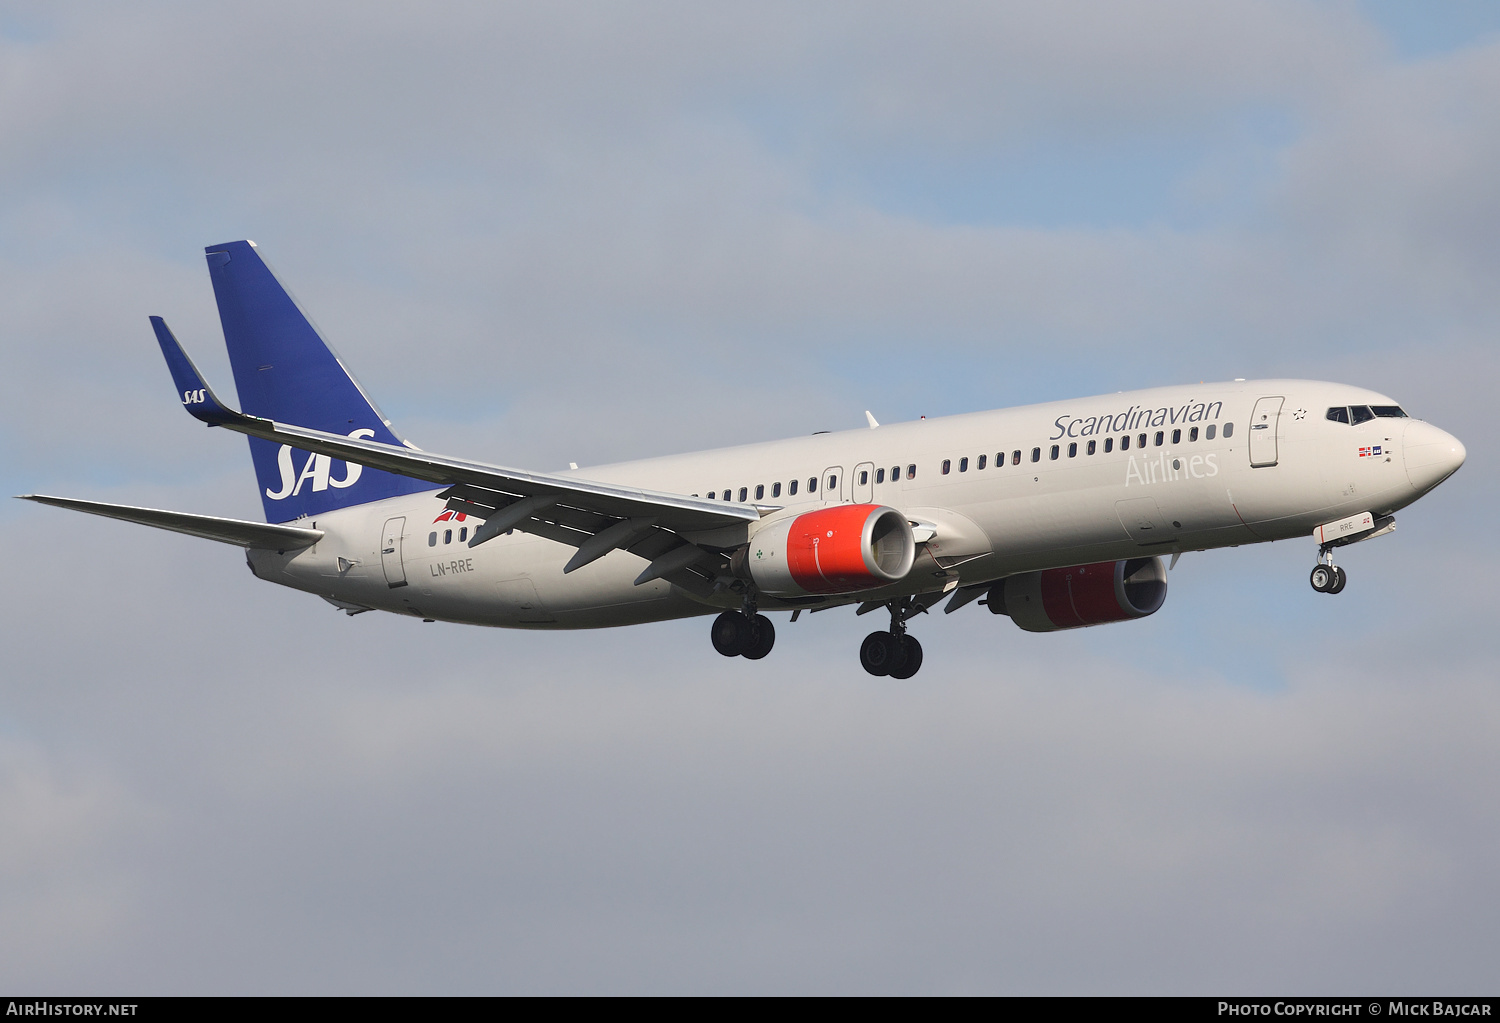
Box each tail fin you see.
[204,240,432,522]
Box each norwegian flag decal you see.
[433,510,469,523]
[1358,445,1383,458]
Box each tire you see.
[859,631,894,676]
[1329,566,1347,594]
[741,614,776,660]
[888,636,924,679]
[711,611,748,657]
[1309,565,1333,593]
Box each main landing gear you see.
[859,597,924,679]
[711,607,776,660]
[1309,548,1348,594]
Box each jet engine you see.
[988,557,1167,632]
[740,504,915,596]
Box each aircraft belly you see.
[411,534,687,626]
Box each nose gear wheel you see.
[1310,546,1349,595]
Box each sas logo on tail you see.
[265,428,376,500]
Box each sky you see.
[1,0,1497,994]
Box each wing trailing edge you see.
[150,317,760,535]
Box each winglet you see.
[150,316,243,427]
[865,411,879,429]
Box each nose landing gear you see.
[859,597,925,678]
[1309,549,1348,594]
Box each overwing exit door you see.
[381,516,408,588]
[821,466,845,503]
[852,462,875,503]
[1249,396,1284,468]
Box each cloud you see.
[0,0,1495,993]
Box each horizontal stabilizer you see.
[17,495,323,550]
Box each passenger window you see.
[1154,431,1164,446]
[755,484,765,500]
[428,532,437,547]
[789,479,798,496]
[876,468,885,484]
[827,475,837,491]
[1171,429,1181,444]
[1372,405,1407,418]
[1104,437,1113,453]
[1087,440,1096,455]
[707,491,715,500]
[1121,435,1130,450]
[723,488,731,500]
[772,482,782,498]
[444,529,453,544]
[942,459,951,475]
[809,477,818,492]
[459,527,468,542]
[1223,423,1233,438]
[1012,450,1021,465]
[1031,447,1041,462]
[1206,424,1216,440]
[1067,442,1077,457]
[959,457,968,472]
[907,464,917,479]
[891,466,900,481]
[1049,445,1059,460]
[1350,405,1375,425]
[739,487,748,502]
[1326,407,1349,424]
[858,471,868,485]
[1138,433,1147,448]
[977,454,987,470]
[1189,427,1198,442]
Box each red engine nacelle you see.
[988,557,1167,632]
[742,504,915,596]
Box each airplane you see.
[20,240,1467,679]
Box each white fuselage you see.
[246,379,1462,628]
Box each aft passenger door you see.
[381,516,408,588]
[1249,396,1284,468]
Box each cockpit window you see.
[1350,405,1375,425]
[1326,407,1349,424]
[1372,405,1408,418]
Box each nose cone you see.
[1404,420,1466,493]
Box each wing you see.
[18,495,324,550]
[152,317,764,593]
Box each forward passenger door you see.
[1249,396,1284,468]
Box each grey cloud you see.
[1,0,1496,993]
[3,504,1496,992]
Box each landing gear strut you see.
[710,598,776,660]
[860,597,925,679]
[1309,548,1347,594]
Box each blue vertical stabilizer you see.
[204,240,433,522]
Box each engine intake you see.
[989,557,1167,632]
[743,504,915,596]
